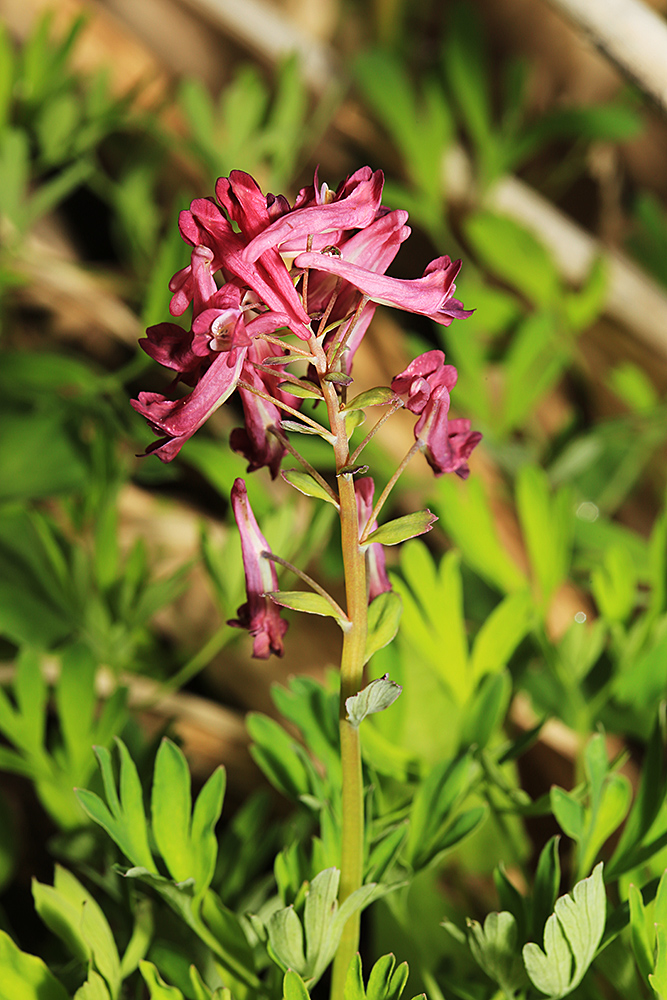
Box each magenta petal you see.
[242,169,385,263]
[216,171,270,238]
[140,323,203,374]
[391,350,458,413]
[231,363,285,479]
[131,347,247,461]
[293,252,471,326]
[227,478,288,658]
[355,477,392,603]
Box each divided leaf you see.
[523,863,605,999]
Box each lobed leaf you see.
[523,863,605,999]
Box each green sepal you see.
[363,510,437,547]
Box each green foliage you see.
[179,55,336,192]
[522,863,606,1000]
[33,867,122,998]
[364,592,403,664]
[0,645,127,828]
[0,930,69,1000]
[77,737,225,900]
[363,510,437,546]
[267,868,381,985]
[551,735,631,881]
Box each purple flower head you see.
[355,478,392,603]
[392,351,482,478]
[227,478,288,658]
[133,166,474,468]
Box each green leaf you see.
[33,867,121,999]
[0,929,69,1000]
[284,970,311,1000]
[590,543,637,623]
[607,706,667,879]
[649,923,667,997]
[152,738,193,884]
[458,671,511,752]
[247,713,314,801]
[346,676,402,728]
[363,510,437,547]
[282,470,339,507]
[269,590,348,623]
[550,788,585,841]
[522,863,605,1000]
[405,755,472,869]
[268,869,382,985]
[516,466,573,610]
[0,128,29,228]
[139,961,184,999]
[74,971,112,1000]
[464,210,560,308]
[281,419,334,440]
[563,257,607,333]
[531,837,561,943]
[627,883,653,982]
[434,476,527,594]
[470,589,533,681]
[342,387,398,410]
[119,899,152,979]
[467,911,526,997]
[0,23,14,132]
[278,380,323,399]
[364,591,403,664]
[75,741,157,874]
[345,954,366,1000]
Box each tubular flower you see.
[227,478,288,658]
[132,166,474,470]
[392,351,482,478]
[355,478,392,603]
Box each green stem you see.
[359,440,422,543]
[311,335,368,1000]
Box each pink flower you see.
[292,253,473,327]
[230,340,300,479]
[392,351,482,478]
[227,478,288,658]
[131,348,247,461]
[133,167,473,469]
[355,478,392,602]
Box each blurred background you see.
[1,0,667,986]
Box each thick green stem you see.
[310,336,368,1000]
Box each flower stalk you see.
[311,332,369,1000]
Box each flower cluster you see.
[131,167,470,469]
[391,351,482,478]
[133,166,481,658]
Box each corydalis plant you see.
[132,166,480,999]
